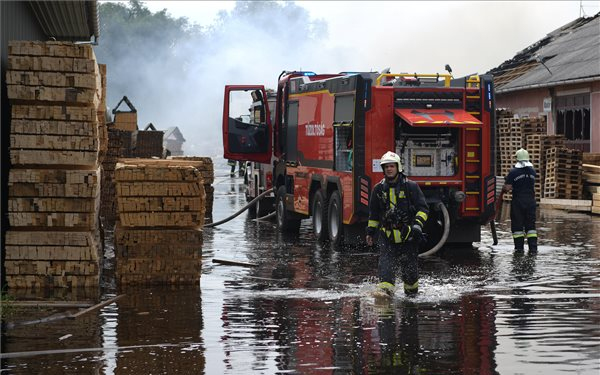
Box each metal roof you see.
[28,1,99,42]
[489,12,600,94]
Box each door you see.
[222,85,272,163]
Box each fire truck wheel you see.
[276,186,300,232]
[327,190,344,247]
[312,189,329,242]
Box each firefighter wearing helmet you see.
[366,151,429,297]
[502,148,537,252]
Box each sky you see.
[109,1,599,156]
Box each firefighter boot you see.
[513,237,525,252]
[404,281,419,297]
[527,236,538,253]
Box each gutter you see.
[496,76,600,94]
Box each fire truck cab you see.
[222,70,496,251]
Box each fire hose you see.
[204,188,274,228]
[418,202,450,257]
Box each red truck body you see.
[223,71,497,248]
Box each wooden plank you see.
[10,134,98,151]
[10,149,98,167]
[7,55,97,74]
[6,70,98,89]
[69,295,125,319]
[117,197,204,212]
[7,212,98,229]
[8,168,100,198]
[11,119,98,137]
[11,104,97,121]
[8,41,96,59]
[7,84,99,105]
[116,181,203,197]
[8,197,98,213]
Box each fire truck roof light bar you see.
[375,73,452,87]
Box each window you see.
[555,93,590,142]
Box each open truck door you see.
[222,85,272,164]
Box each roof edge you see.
[496,75,600,94]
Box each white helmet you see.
[380,151,403,171]
[515,148,529,161]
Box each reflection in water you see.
[1,170,599,374]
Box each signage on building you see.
[543,97,552,112]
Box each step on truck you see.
[222,70,497,252]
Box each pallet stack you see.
[114,159,205,285]
[172,156,215,219]
[544,147,583,199]
[582,153,600,215]
[5,41,103,289]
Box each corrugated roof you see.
[489,12,600,93]
[28,1,99,42]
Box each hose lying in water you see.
[204,188,274,228]
[253,211,276,221]
[418,202,450,258]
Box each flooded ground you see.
[2,166,600,374]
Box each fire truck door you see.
[222,85,272,164]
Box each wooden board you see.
[8,55,97,74]
[6,70,98,89]
[7,84,100,106]
[11,118,98,137]
[8,168,100,197]
[10,149,99,167]
[10,134,98,151]
[8,212,98,229]
[8,41,96,59]
[11,104,98,121]
[6,275,99,289]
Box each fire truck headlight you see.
[453,191,466,202]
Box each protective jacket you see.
[367,174,429,243]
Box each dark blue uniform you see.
[367,174,429,294]
[505,165,537,251]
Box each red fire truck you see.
[222,70,497,252]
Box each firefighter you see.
[502,148,537,252]
[366,151,429,296]
[228,160,246,178]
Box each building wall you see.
[496,80,600,153]
[1,1,48,285]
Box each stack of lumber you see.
[114,159,206,285]
[582,153,600,215]
[99,128,134,227]
[97,64,108,163]
[5,41,103,289]
[132,129,164,158]
[520,116,546,142]
[544,147,583,199]
[113,111,137,131]
[171,156,215,218]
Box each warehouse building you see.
[489,12,600,153]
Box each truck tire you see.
[276,186,300,232]
[312,189,328,242]
[327,190,344,248]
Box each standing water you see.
[1,163,599,374]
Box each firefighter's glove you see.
[411,224,424,243]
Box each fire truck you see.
[222,70,497,252]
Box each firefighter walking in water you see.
[366,151,429,297]
[502,148,537,252]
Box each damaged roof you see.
[488,12,600,94]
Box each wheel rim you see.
[277,198,285,227]
[330,201,339,238]
[314,200,322,234]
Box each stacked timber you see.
[114,159,205,285]
[582,153,600,215]
[132,129,164,158]
[544,147,583,199]
[99,128,134,227]
[5,41,103,289]
[171,156,215,219]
